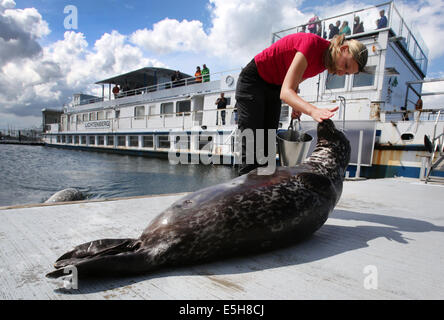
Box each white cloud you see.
[128,0,444,68]
[130,0,307,67]
[2,29,166,116]
[0,4,49,66]
[130,18,207,54]
[0,3,165,126]
[0,0,15,13]
[2,7,50,38]
[421,71,444,108]
[393,0,444,61]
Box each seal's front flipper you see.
[46,251,152,279]
[53,238,140,268]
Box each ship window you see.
[89,136,95,145]
[97,111,105,120]
[158,135,171,149]
[199,135,213,151]
[129,136,139,147]
[81,136,86,145]
[175,134,190,149]
[74,136,79,144]
[148,105,156,117]
[115,110,120,118]
[76,115,81,123]
[134,106,145,119]
[107,135,114,146]
[67,136,73,144]
[117,136,126,146]
[98,136,105,145]
[82,113,88,122]
[61,135,66,143]
[89,112,97,121]
[326,73,346,90]
[177,100,191,114]
[56,136,61,143]
[143,135,154,148]
[161,102,174,117]
[353,66,376,87]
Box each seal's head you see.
[316,119,351,170]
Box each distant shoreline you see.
[0,140,44,146]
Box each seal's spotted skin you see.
[46,119,350,279]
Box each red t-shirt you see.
[254,33,330,85]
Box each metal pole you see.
[316,75,320,102]
[356,130,364,178]
[404,83,410,109]
[338,96,346,130]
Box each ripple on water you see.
[0,144,238,207]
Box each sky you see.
[1,0,444,129]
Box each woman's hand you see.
[310,106,339,122]
[291,109,302,119]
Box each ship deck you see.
[1,177,443,300]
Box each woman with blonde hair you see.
[235,32,367,175]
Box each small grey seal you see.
[46,119,350,279]
[45,188,85,204]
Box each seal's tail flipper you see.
[52,238,141,269]
[46,251,152,279]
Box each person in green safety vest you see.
[202,64,210,82]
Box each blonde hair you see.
[324,34,368,73]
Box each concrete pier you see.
[0,178,443,300]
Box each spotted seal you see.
[45,188,85,203]
[46,119,350,279]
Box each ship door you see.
[192,95,204,126]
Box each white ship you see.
[42,1,444,181]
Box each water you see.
[0,144,238,207]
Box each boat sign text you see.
[85,120,111,129]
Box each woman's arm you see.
[280,52,338,122]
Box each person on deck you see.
[328,23,339,39]
[339,21,351,35]
[112,85,120,99]
[235,33,368,175]
[215,92,227,125]
[376,10,388,29]
[353,16,364,34]
[195,66,202,83]
[202,64,210,82]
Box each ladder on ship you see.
[423,110,444,184]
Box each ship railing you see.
[57,107,239,134]
[43,124,60,133]
[63,69,240,110]
[173,127,240,162]
[271,1,428,75]
[63,97,105,110]
[76,97,105,106]
[382,108,444,122]
[114,69,240,99]
[420,109,444,184]
[52,108,241,162]
[113,107,239,131]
